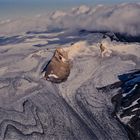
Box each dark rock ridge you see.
[98,70,140,140]
[79,29,140,43]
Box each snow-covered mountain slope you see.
[98,70,140,140]
[0,27,139,140]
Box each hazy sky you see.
[0,0,140,19]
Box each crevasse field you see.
[0,3,140,140]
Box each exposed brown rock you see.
[99,40,112,57]
[44,48,71,83]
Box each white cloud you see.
[0,3,140,36]
[50,3,140,36]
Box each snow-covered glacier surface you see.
[0,28,139,140]
[0,3,140,140]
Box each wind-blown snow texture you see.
[0,3,140,140]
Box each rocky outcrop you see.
[98,70,140,140]
[44,48,71,83]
